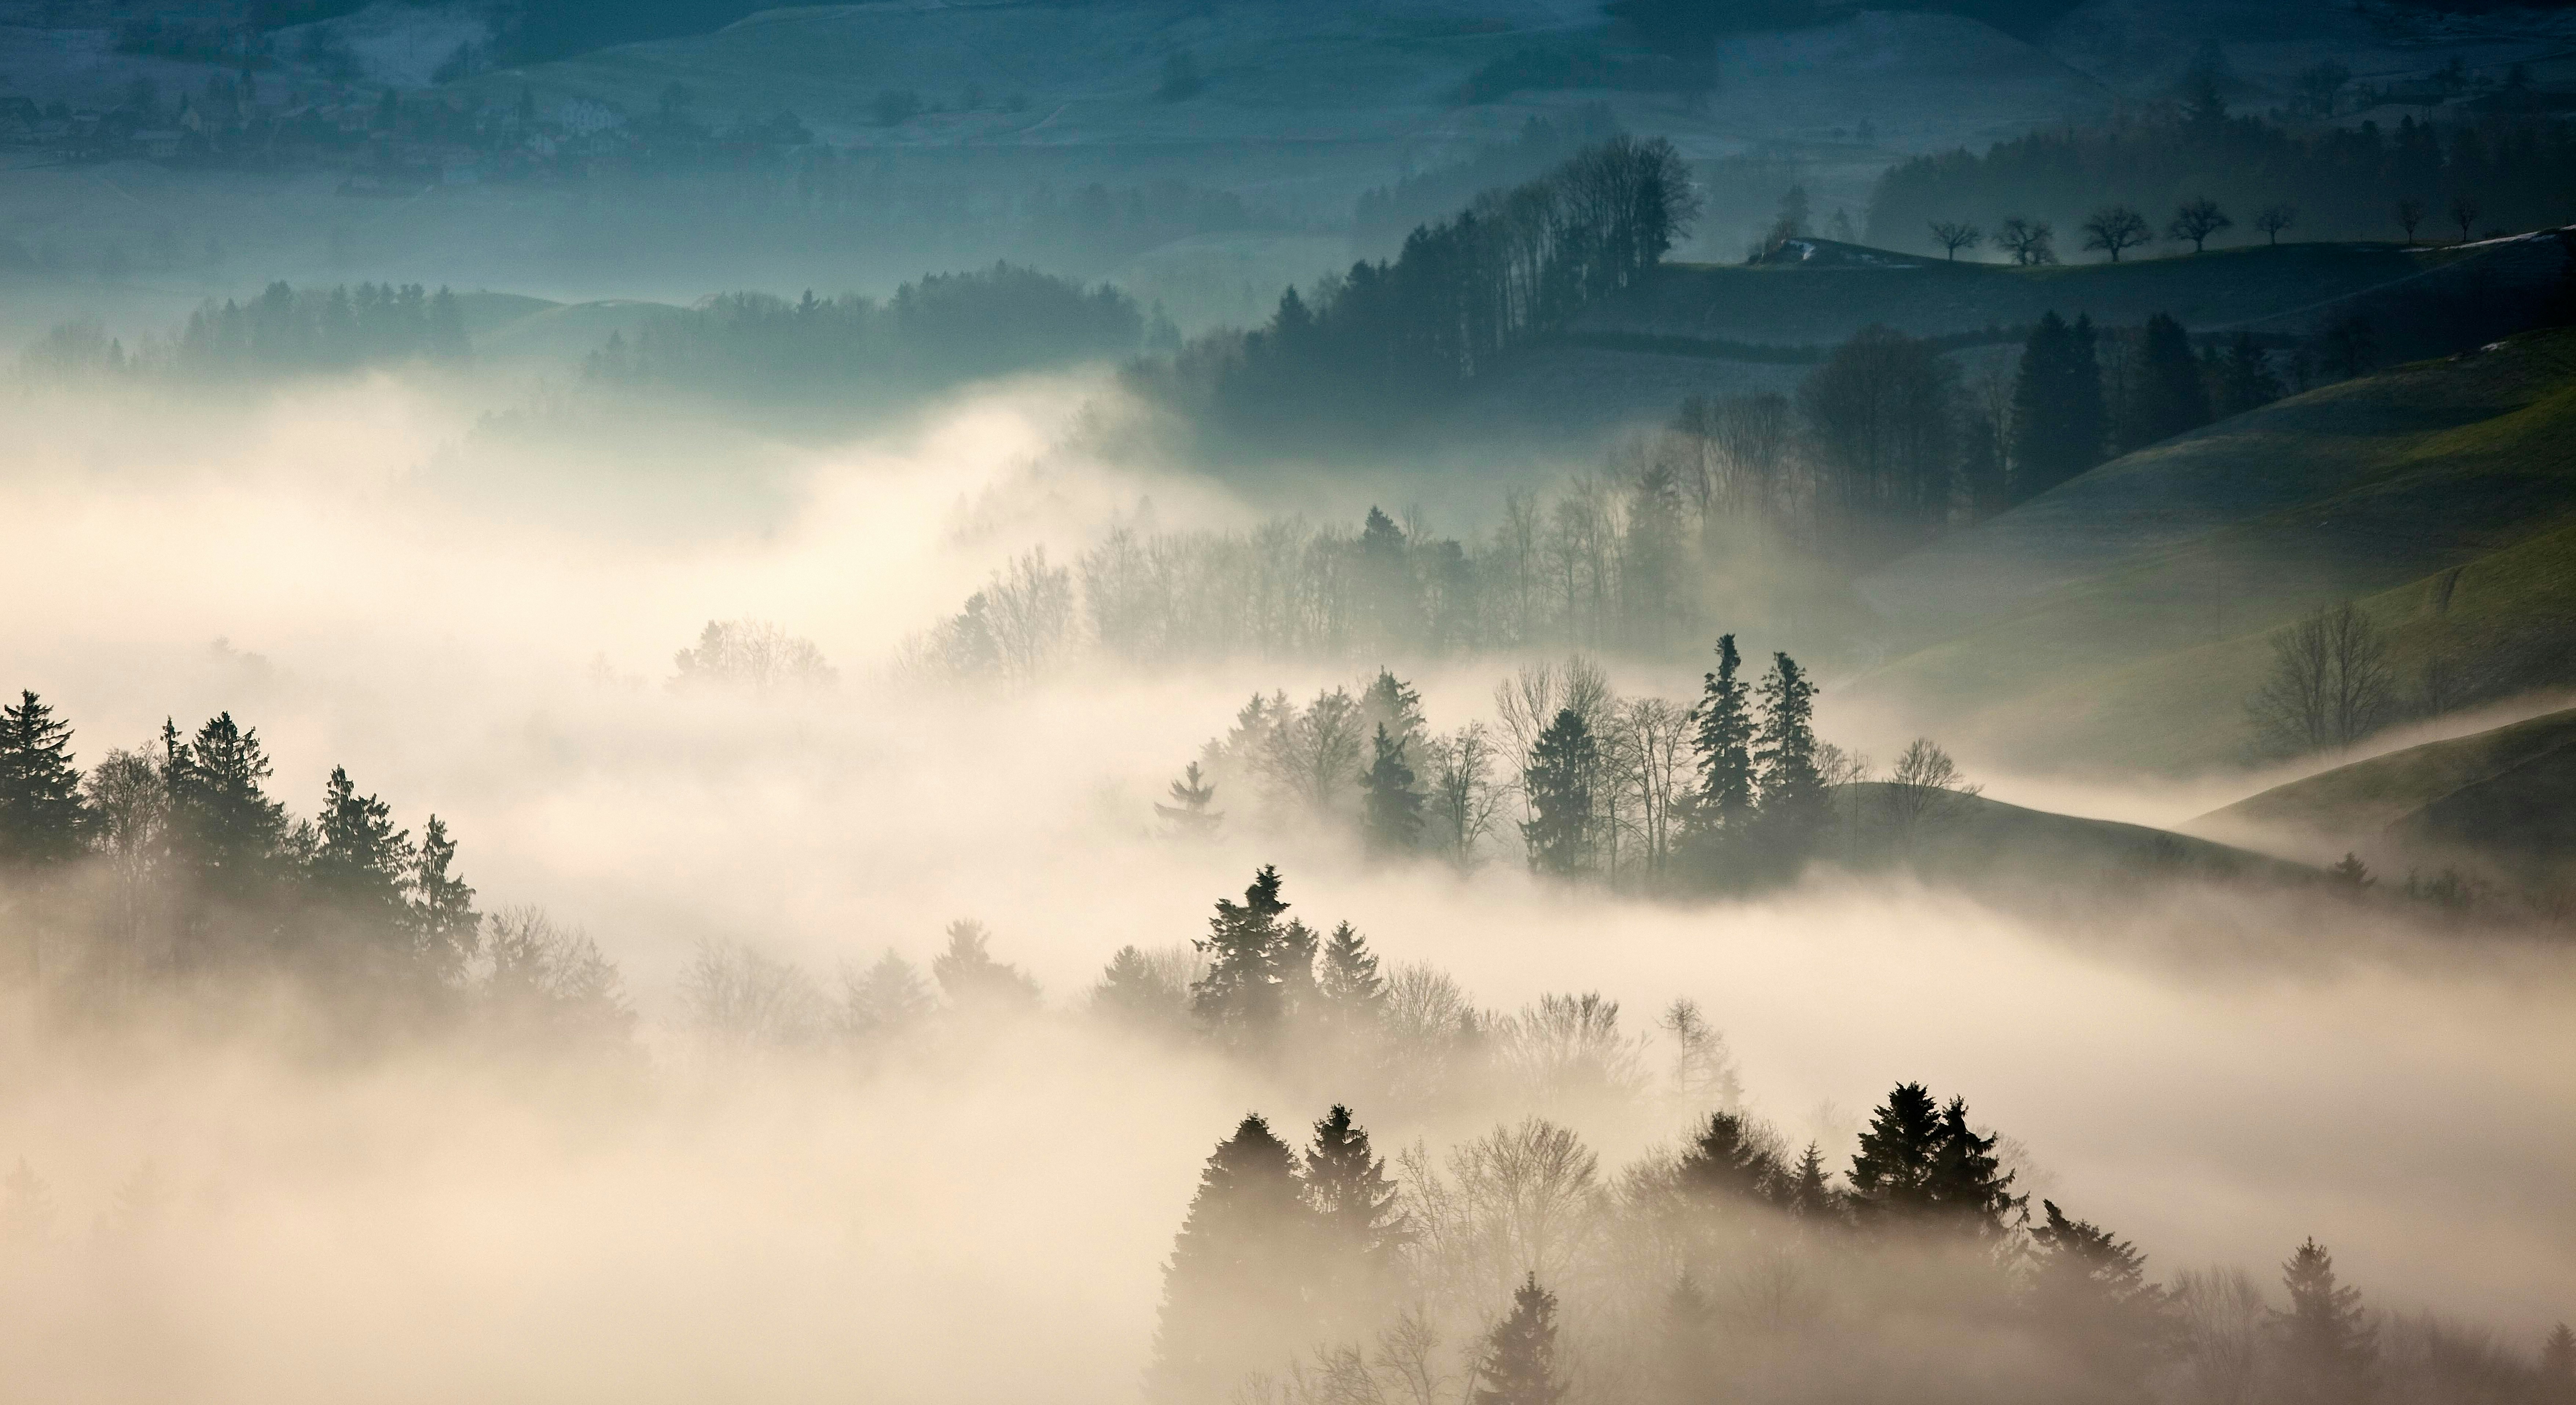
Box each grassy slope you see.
[1575,242,2461,349]
[1851,327,2576,775]
[2191,706,2576,841]
[1826,781,2306,886]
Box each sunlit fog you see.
[5,1,2575,1403]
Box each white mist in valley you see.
[3,373,2570,1404]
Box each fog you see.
[3,366,2570,1404]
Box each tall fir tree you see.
[1520,708,1598,877]
[2120,312,2212,450]
[411,814,479,981]
[2027,1199,2173,1400]
[2272,1238,2375,1405]
[1148,1114,1319,1405]
[169,712,290,900]
[311,765,414,947]
[1751,654,1826,872]
[1190,865,1292,1040]
[1783,1141,1837,1220]
[1676,1110,1786,1209]
[0,691,87,868]
[1925,1095,2024,1236]
[1681,635,1755,858]
[1303,1104,1407,1317]
[2009,311,2107,501]
[1848,1081,2027,1234]
[1361,725,1425,857]
[1655,1272,1717,1405]
[2538,1323,2575,1401]
[1315,921,1386,1024]
[1155,762,1224,839]
[1473,1273,1568,1405]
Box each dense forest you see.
[17,282,472,382]
[584,263,1148,406]
[1138,137,1700,457]
[1870,104,2576,255]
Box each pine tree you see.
[1361,725,1425,857]
[1676,1110,1785,1209]
[1520,708,1597,877]
[1315,921,1386,1024]
[1155,762,1223,839]
[1655,1272,1717,1405]
[2009,311,2107,501]
[169,712,288,896]
[2214,332,2281,417]
[2027,1199,2172,1397]
[2272,1238,2375,1405]
[312,765,415,945]
[1751,654,1826,871]
[932,918,1041,1014]
[1925,1095,2023,1235]
[1847,1081,1944,1217]
[1191,865,1291,1039]
[1783,1141,1837,1220]
[1148,1114,1320,1405]
[1473,1273,1568,1405]
[2121,313,2212,450]
[411,814,478,981]
[1681,635,1754,856]
[1303,1104,1407,1316]
[2539,1324,2575,1402]
[840,948,935,1041]
[0,691,88,867]
[1089,945,1190,1034]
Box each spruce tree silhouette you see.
[2272,1238,2375,1405]
[2122,313,2213,450]
[1783,1142,1838,1220]
[1520,709,1597,877]
[1752,654,1826,872]
[1303,1104,1407,1322]
[1191,866,1292,1040]
[1315,921,1386,1024]
[1681,635,1754,864]
[1148,1113,1318,1404]
[2027,1199,2173,1391]
[1851,1081,2026,1230]
[1676,1110,1787,1209]
[312,765,415,945]
[411,815,479,981]
[1654,1272,1717,1405]
[1360,725,1425,857]
[0,691,87,867]
[1473,1273,1567,1405]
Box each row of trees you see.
[0,690,624,1042]
[583,263,1146,408]
[19,283,472,382]
[1143,136,1701,455]
[1165,641,1849,892]
[1871,106,2576,255]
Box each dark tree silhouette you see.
[1315,921,1386,1024]
[1360,725,1425,857]
[1520,709,1598,877]
[1783,1141,1837,1220]
[1752,654,1826,869]
[0,691,88,868]
[2256,204,2299,245]
[1682,634,1755,858]
[312,765,414,947]
[1995,216,2056,265]
[169,713,290,906]
[1929,220,1983,259]
[1654,1273,1717,1405]
[2271,1238,2376,1405]
[411,816,479,981]
[2167,197,2233,253]
[2450,193,2481,243]
[1473,1273,1568,1405]
[1848,1082,2022,1235]
[1148,1114,1319,1404]
[1191,866,1292,1038]
[2120,313,2213,450]
[2213,332,2282,416]
[2081,205,2154,261]
[1303,1104,1407,1314]
[2396,198,2426,244]
[2027,1199,2175,1396]
[2010,311,2107,500]
[932,919,1041,1014]
[1675,1110,1786,1209]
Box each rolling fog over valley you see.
[6,1,2576,1403]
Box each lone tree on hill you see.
[2248,601,2394,756]
[1995,217,2056,265]
[2256,204,2299,246]
[1929,220,1982,260]
[2082,205,2154,262]
[2396,198,2426,244]
[2450,193,2481,243]
[2168,197,2233,253]
[1473,1274,1568,1405]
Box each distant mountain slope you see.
[1849,326,2576,774]
[1824,780,2307,887]
[1573,235,2565,352]
[2189,707,2576,871]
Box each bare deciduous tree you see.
[2172,1267,2270,1405]
[1423,723,1502,868]
[2248,601,2395,756]
[2081,205,2154,262]
[1929,220,1983,260]
[2449,193,2481,243]
[1261,687,1367,813]
[2168,197,2233,253]
[1995,216,2056,265]
[672,618,837,693]
[2396,197,2426,244]
[2256,204,2299,246]
[680,937,826,1050]
[1884,737,1982,846]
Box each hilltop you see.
[2189,706,2576,879]
[1848,324,2576,776]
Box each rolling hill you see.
[1823,779,2310,889]
[1848,324,2576,776]
[2189,706,2576,876]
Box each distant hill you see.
[1849,325,2576,775]
[2189,707,2576,875]
[1821,780,2307,888]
